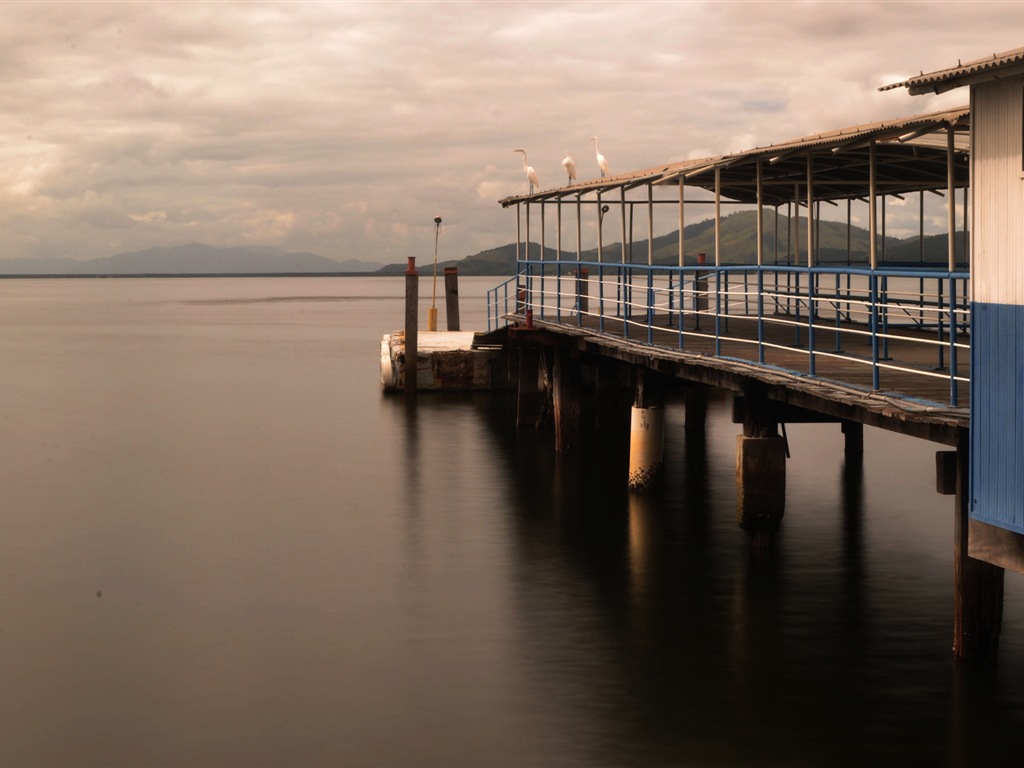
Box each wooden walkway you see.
[508,308,969,445]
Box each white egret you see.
[591,136,609,178]
[513,149,540,194]
[562,151,577,185]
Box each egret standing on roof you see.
[513,149,540,194]
[591,136,609,178]
[562,151,577,185]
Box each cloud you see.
[0,1,1019,264]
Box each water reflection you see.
[470,387,1024,766]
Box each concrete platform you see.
[380,330,507,392]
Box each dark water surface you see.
[0,277,1022,767]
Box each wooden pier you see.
[386,48,1024,662]
[477,77,1021,662]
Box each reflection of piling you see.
[444,267,460,331]
[405,256,418,393]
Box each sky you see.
[1,1,1022,266]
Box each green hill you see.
[377,211,967,276]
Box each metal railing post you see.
[870,273,880,391]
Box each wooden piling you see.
[841,420,864,469]
[553,349,581,452]
[516,349,544,428]
[404,257,418,393]
[735,381,785,533]
[685,386,708,439]
[953,430,1005,661]
[444,267,460,331]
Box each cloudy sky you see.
[1,1,1021,265]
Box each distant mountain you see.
[375,211,967,277]
[0,244,379,276]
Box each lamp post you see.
[428,216,442,331]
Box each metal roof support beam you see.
[846,199,852,264]
[556,195,562,266]
[540,203,546,313]
[575,193,582,265]
[516,204,522,263]
[678,178,685,268]
[807,154,814,268]
[715,167,722,266]
[869,141,877,270]
[793,183,801,266]
[648,184,654,266]
[947,126,956,272]
[620,187,628,266]
[756,158,764,267]
[962,185,969,264]
[919,191,925,263]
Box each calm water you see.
[0,276,1022,767]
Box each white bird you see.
[591,136,609,178]
[513,148,540,194]
[562,151,577,185]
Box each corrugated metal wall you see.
[971,79,1024,533]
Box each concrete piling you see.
[628,371,665,490]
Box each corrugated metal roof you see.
[498,105,970,208]
[881,45,1024,95]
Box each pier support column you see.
[684,386,708,441]
[952,432,1005,661]
[516,349,544,428]
[553,349,581,453]
[444,267,460,331]
[404,257,418,394]
[736,382,786,534]
[628,370,665,491]
[841,420,863,470]
[595,359,630,432]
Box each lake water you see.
[0,276,1022,766]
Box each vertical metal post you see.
[621,189,629,323]
[678,178,685,267]
[714,167,721,267]
[756,159,764,268]
[948,126,956,273]
[539,203,546,318]
[525,202,532,308]
[758,268,765,364]
[869,141,877,270]
[938,277,946,370]
[556,197,562,320]
[806,155,815,369]
[870,273,880,391]
[949,275,958,406]
[715,270,722,358]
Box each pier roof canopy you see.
[499,105,970,209]
[881,45,1024,95]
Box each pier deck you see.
[505,308,969,445]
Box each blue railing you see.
[487,260,970,407]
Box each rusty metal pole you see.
[404,256,418,393]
